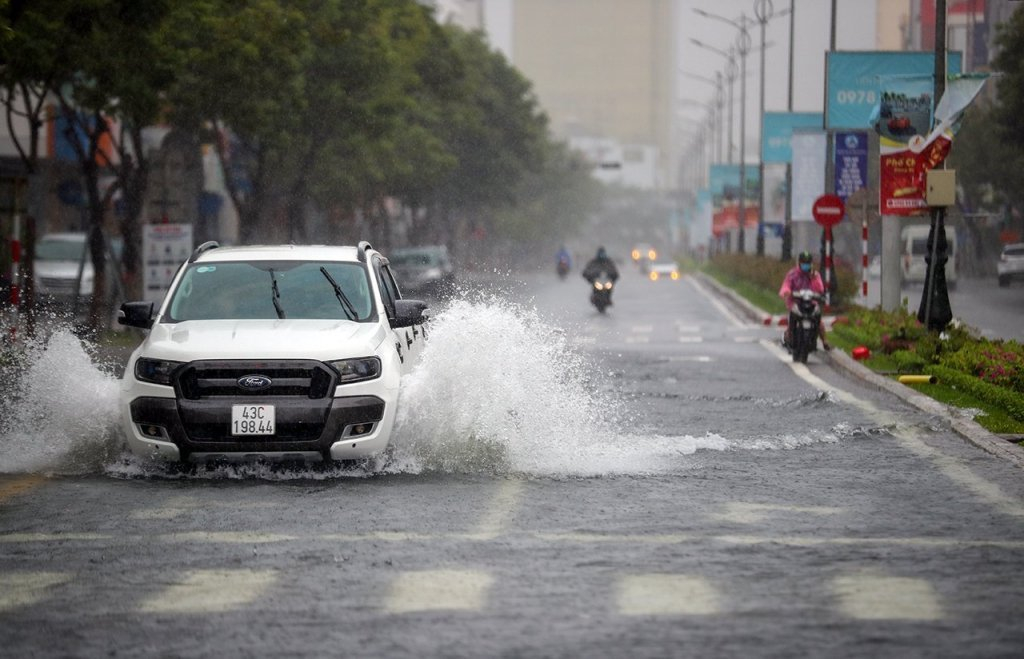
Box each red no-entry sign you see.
[812,194,845,227]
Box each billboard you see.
[790,130,827,222]
[762,112,824,163]
[825,51,962,130]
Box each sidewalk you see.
[695,272,1024,471]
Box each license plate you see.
[231,404,275,436]
[802,320,814,329]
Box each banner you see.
[762,112,823,163]
[791,130,826,222]
[834,131,868,201]
[826,51,962,130]
[709,164,760,235]
[877,74,989,216]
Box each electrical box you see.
[926,169,956,207]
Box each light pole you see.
[754,0,773,257]
[690,39,737,164]
[781,0,795,261]
[694,9,753,253]
[680,71,725,163]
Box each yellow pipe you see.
[898,375,937,385]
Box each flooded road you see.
[2,267,1024,657]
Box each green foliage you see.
[704,253,859,311]
[926,365,1024,424]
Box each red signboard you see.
[812,194,845,227]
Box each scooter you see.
[590,274,614,313]
[556,255,571,280]
[787,289,823,363]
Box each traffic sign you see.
[812,194,845,227]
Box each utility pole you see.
[781,0,795,261]
[919,0,953,331]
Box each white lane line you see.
[386,569,493,613]
[130,495,199,520]
[0,533,111,543]
[669,356,713,363]
[139,569,277,613]
[715,502,844,524]
[0,572,71,612]
[632,325,654,333]
[675,324,701,333]
[677,336,703,343]
[160,532,297,544]
[689,278,747,328]
[760,338,1024,519]
[472,479,525,540]
[625,336,650,344]
[617,574,721,616]
[832,572,944,621]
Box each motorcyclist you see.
[582,246,619,285]
[779,250,830,351]
[556,245,572,275]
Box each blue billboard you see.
[762,112,823,163]
[826,51,962,130]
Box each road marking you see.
[0,475,48,504]
[675,324,701,333]
[130,495,200,520]
[472,479,525,539]
[625,336,650,344]
[832,572,944,621]
[631,325,653,333]
[159,531,297,544]
[386,569,492,613]
[2,530,1024,550]
[617,574,721,616]
[0,572,71,612]
[669,356,713,363]
[677,336,703,343]
[760,338,1024,519]
[715,502,844,524]
[689,278,747,327]
[139,569,277,613]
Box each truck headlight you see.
[328,357,381,383]
[134,358,183,385]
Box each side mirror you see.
[118,301,154,329]
[391,299,428,328]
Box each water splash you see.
[0,329,122,474]
[2,298,841,480]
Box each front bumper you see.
[126,394,388,462]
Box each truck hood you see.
[139,319,388,362]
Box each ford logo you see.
[237,375,273,391]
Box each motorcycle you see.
[590,274,614,313]
[787,288,823,363]
[556,255,571,280]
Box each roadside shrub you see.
[891,349,927,373]
[926,365,1024,422]
[940,340,1024,394]
[706,253,858,310]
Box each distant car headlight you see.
[134,358,184,385]
[328,357,382,383]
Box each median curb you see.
[694,272,1024,471]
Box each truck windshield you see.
[165,261,376,322]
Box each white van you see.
[902,224,958,288]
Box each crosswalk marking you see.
[617,574,721,616]
[715,502,844,524]
[386,569,493,613]
[832,573,944,621]
[0,572,70,612]
[139,569,277,613]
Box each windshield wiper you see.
[269,269,286,319]
[320,267,359,320]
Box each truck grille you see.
[175,360,336,400]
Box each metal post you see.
[737,21,751,254]
[782,0,795,261]
[919,0,953,331]
[755,0,773,257]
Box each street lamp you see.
[754,0,773,257]
[680,71,725,163]
[690,39,738,165]
[693,9,752,253]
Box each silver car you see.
[32,232,122,308]
[997,243,1024,288]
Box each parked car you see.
[32,232,123,309]
[997,243,1024,288]
[117,241,428,465]
[901,225,957,289]
[388,245,456,297]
